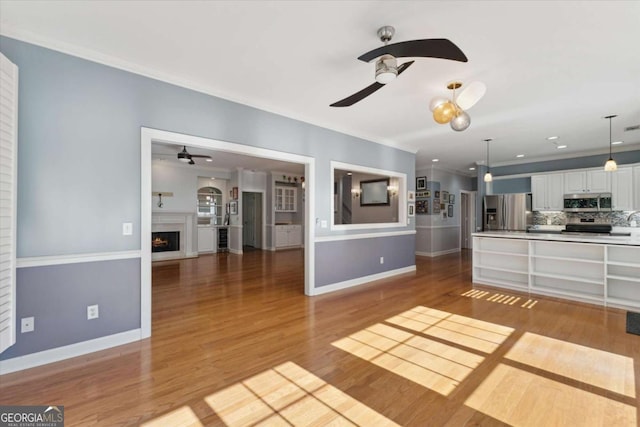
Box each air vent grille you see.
[624,124,640,132]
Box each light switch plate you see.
[122,222,133,235]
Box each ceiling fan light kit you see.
[603,114,618,172]
[375,54,398,84]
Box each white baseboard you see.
[416,248,460,257]
[310,265,416,296]
[229,248,243,255]
[0,329,142,375]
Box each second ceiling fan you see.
[330,26,468,107]
[177,146,212,165]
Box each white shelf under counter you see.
[472,233,640,310]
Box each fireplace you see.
[151,231,180,253]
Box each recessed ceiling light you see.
[210,177,216,180]
[432,159,439,162]
[547,136,559,140]
[469,167,476,171]
[206,158,213,162]
[557,145,567,149]
[612,141,623,145]
[516,154,525,158]
[347,172,352,176]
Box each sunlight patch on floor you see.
[385,306,514,353]
[462,289,538,308]
[204,361,399,426]
[465,364,637,426]
[505,332,636,398]
[140,406,203,427]
[332,316,492,396]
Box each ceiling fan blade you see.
[190,154,212,159]
[455,81,487,110]
[188,159,195,165]
[358,39,467,63]
[330,61,414,107]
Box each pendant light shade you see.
[483,138,493,182]
[603,115,618,172]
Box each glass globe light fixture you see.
[450,109,471,131]
[433,101,456,124]
[429,97,448,112]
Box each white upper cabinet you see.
[532,173,564,211]
[564,170,610,193]
[275,186,297,212]
[611,167,633,211]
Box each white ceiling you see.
[2,1,640,174]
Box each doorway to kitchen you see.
[242,191,263,250]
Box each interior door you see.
[242,192,263,248]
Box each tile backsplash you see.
[533,211,639,227]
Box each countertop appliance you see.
[563,192,612,212]
[484,193,532,231]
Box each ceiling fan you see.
[177,146,212,165]
[330,26,468,107]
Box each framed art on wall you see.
[416,176,427,190]
[448,204,454,217]
[408,190,415,202]
[408,203,415,217]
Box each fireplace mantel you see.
[152,211,197,261]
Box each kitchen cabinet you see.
[611,167,633,211]
[564,170,610,193]
[275,186,297,212]
[198,227,215,253]
[275,225,302,248]
[531,173,564,211]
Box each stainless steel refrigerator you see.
[484,193,532,231]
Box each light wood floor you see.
[1,249,639,426]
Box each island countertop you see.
[472,230,640,246]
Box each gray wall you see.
[1,259,140,359]
[491,177,531,194]
[0,36,416,360]
[315,234,415,287]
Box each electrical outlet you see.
[87,304,99,320]
[380,256,384,264]
[122,222,133,236]
[21,317,34,333]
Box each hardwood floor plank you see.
[1,249,638,426]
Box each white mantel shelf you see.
[472,233,640,310]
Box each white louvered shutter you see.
[0,52,18,354]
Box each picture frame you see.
[441,191,449,202]
[449,194,455,204]
[416,176,427,190]
[408,203,415,217]
[448,204,454,217]
[408,190,415,202]
[232,187,238,200]
[416,190,430,198]
[416,199,428,214]
[230,201,238,215]
[435,191,440,198]
[433,199,441,213]
[360,178,390,206]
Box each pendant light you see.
[483,138,493,182]
[603,115,618,172]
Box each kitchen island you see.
[472,231,640,310]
